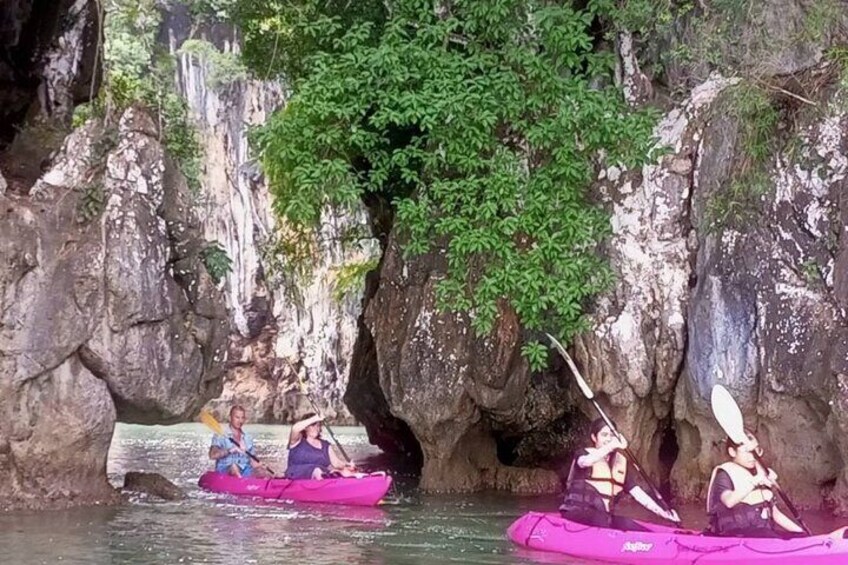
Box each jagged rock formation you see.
[346,232,567,492]
[348,3,848,501]
[161,7,378,424]
[122,471,186,501]
[1,106,228,510]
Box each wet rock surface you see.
[0,108,227,510]
[122,471,186,501]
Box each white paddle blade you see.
[546,333,595,400]
[711,384,747,445]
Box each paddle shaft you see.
[754,452,812,535]
[284,359,353,463]
[224,434,277,476]
[302,390,352,463]
[588,398,675,517]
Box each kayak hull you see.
[198,471,391,506]
[507,512,848,564]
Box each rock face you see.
[347,233,571,493]
[0,0,100,195]
[0,108,228,509]
[572,77,738,481]
[122,471,186,501]
[572,66,848,508]
[161,8,378,424]
[674,80,848,508]
[0,0,100,143]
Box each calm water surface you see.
[0,423,842,564]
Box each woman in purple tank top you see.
[285,413,356,480]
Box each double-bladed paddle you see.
[710,384,811,535]
[199,409,278,476]
[546,333,678,518]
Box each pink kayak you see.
[198,471,392,506]
[507,512,848,564]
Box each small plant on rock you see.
[201,241,233,285]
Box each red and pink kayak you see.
[507,512,848,564]
[198,471,392,506]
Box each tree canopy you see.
[232,0,660,369]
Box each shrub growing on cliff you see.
[332,258,380,303]
[201,241,233,285]
[704,81,779,231]
[235,0,659,369]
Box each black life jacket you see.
[560,449,627,514]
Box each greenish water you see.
[0,423,842,564]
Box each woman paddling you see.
[560,418,680,531]
[706,431,805,538]
[285,413,358,480]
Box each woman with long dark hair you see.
[560,417,679,531]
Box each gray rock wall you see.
[162,9,378,424]
[1,108,228,509]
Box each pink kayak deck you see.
[507,512,848,564]
[198,471,392,506]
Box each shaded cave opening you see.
[657,419,680,500]
[343,268,424,481]
[494,410,591,491]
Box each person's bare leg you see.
[311,467,324,480]
[228,463,242,478]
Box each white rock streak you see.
[175,32,378,417]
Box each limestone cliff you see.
[0,1,229,510]
[161,7,378,425]
[4,0,848,509]
[1,107,228,509]
[347,1,848,503]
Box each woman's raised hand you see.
[608,437,628,452]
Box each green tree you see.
[230,0,387,81]
[75,0,203,193]
[237,0,660,369]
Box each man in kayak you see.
[285,412,357,480]
[208,405,271,478]
[560,418,680,531]
[706,431,805,538]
